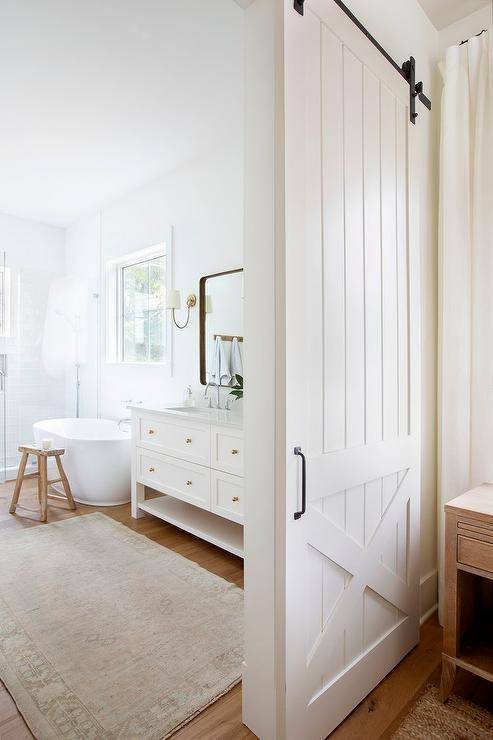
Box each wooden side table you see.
[441,484,493,701]
[9,445,76,523]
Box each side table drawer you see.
[458,535,493,574]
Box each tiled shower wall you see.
[0,214,67,477]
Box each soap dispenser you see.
[183,385,195,407]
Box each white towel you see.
[212,336,231,385]
[230,337,243,385]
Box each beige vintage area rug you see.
[0,513,243,739]
[392,686,493,739]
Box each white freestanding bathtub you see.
[33,418,131,506]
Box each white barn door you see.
[284,1,420,737]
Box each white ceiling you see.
[417,0,491,29]
[0,0,243,228]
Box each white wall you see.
[341,0,441,619]
[0,213,66,473]
[242,1,284,737]
[62,0,245,422]
[65,140,244,421]
[439,5,492,56]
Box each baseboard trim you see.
[420,569,438,622]
[420,603,438,625]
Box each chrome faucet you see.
[204,381,222,409]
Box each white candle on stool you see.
[42,438,53,451]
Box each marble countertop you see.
[127,403,243,430]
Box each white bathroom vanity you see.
[129,404,244,557]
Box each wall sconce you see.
[166,289,197,329]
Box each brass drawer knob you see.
[231,448,239,455]
[185,437,192,444]
[148,467,155,473]
[148,429,155,435]
[232,496,240,503]
[186,480,193,486]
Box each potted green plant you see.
[229,375,243,402]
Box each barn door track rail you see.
[294,0,431,123]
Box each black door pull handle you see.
[294,446,306,520]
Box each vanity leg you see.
[131,481,146,519]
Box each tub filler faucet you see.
[119,400,142,430]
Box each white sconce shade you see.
[166,289,196,329]
[166,289,181,310]
[205,295,213,314]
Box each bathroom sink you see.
[166,406,212,414]
[163,406,242,425]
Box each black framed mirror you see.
[199,268,243,386]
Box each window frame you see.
[105,236,173,371]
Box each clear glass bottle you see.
[183,384,195,407]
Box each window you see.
[122,254,166,362]
[106,243,169,365]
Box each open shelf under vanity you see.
[130,405,245,558]
[138,495,244,558]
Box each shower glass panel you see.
[2,248,66,480]
[0,252,8,483]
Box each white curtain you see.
[438,30,493,619]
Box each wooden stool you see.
[9,445,76,523]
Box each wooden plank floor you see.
[0,478,489,739]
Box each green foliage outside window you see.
[122,255,166,362]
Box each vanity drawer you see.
[211,470,244,524]
[137,414,210,466]
[458,535,493,574]
[211,426,244,476]
[138,449,211,510]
